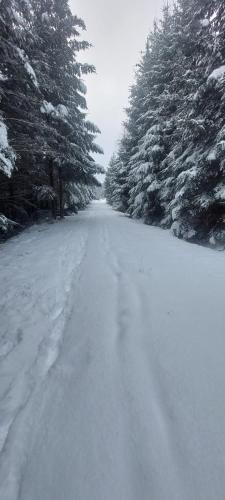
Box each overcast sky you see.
[69,0,165,169]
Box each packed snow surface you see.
[1,201,225,500]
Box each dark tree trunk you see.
[58,168,64,219]
[9,179,14,219]
[49,158,57,219]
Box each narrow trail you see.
[1,201,225,500]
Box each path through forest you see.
[1,201,225,500]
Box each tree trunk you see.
[58,168,64,219]
[9,179,14,219]
[49,158,57,219]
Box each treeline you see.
[0,0,103,236]
[105,0,225,246]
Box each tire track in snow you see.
[102,223,158,498]
[102,223,131,343]
[102,222,184,499]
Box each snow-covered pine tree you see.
[105,153,128,210]
[156,0,209,234]
[170,0,225,243]
[31,0,103,218]
[108,0,225,244]
[112,38,155,214]
[0,116,17,234]
[0,0,57,225]
[125,5,184,226]
[0,118,16,178]
[0,0,102,232]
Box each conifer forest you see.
[0,0,103,236]
[106,1,225,246]
[1,2,225,500]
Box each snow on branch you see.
[0,121,16,177]
[0,214,18,234]
[16,48,39,88]
[40,101,69,121]
[208,66,225,82]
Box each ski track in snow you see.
[1,201,225,500]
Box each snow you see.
[78,79,87,94]
[0,122,9,150]
[200,19,210,27]
[209,235,216,246]
[40,100,55,115]
[208,65,225,82]
[24,62,38,88]
[151,144,163,154]
[171,206,180,221]
[11,8,24,25]
[138,162,149,174]
[134,192,144,205]
[0,70,8,81]
[214,184,225,201]
[0,122,15,177]
[1,201,225,500]
[40,101,69,120]
[0,215,16,233]
[34,185,56,202]
[16,48,38,88]
[0,215,89,499]
[207,148,217,161]
[41,12,49,22]
[147,179,160,192]
[177,165,197,185]
[0,152,14,177]
[57,104,69,118]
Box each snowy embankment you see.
[0,215,88,498]
[1,201,225,500]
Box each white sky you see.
[69,0,165,169]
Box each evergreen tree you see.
[128,6,177,223]
[105,153,127,210]
[107,0,225,245]
[0,0,102,232]
[0,0,43,223]
[31,0,103,218]
[170,0,225,242]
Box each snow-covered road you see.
[1,201,225,500]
